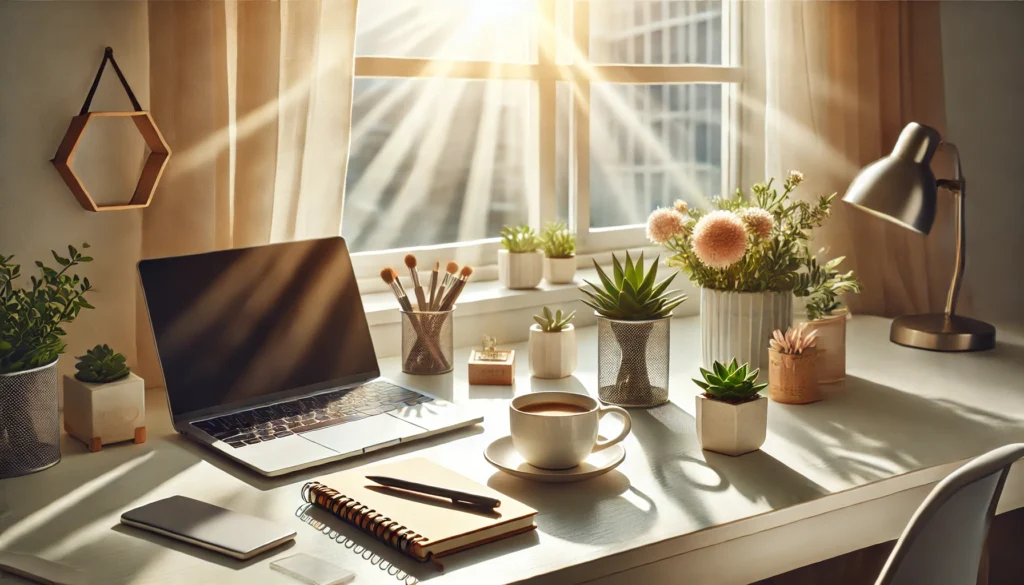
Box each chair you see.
[875,443,1024,585]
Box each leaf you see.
[52,251,69,267]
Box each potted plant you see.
[580,251,686,407]
[647,176,844,373]
[768,323,821,404]
[794,256,861,383]
[0,244,93,478]
[498,224,543,289]
[529,306,577,379]
[540,221,577,284]
[63,344,146,452]
[693,359,768,456]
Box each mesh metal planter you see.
[0,360,61,478]
[401,309,455,375]
[597,315,670,407]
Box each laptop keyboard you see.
[190,381,433,449]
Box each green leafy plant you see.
[0,244,94,374]
[500,224,540,253]
[533,306,575,332]
[539,222,576,258]
[74,344,130,383]
[580,251,686,320]
[693,359,767,404]
[793,255,861,320]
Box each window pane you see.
[356,0,535,62]
[343,78,532,252]
[589,83,723,229]
[590,0,724,65]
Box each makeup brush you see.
[440,266,473,312]
[404,254,427,312]
[381,268,413,312]
[431,261,459,311]
[427,261,439,312]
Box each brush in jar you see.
[380,268,413,312]
[431,261,459,311]
[427,261,439,312]
[404,254,427,311]
[439,265,473,311]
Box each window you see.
[344,0,740,275]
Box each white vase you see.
[700,288,792,374]
[63,372,146,452]
[498,249,543,289]
[801,311,847,383]
[543,257,576,284]
[695,395,767,456]
[529,324,577,379]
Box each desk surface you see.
[2,316,1024,585]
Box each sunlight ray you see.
[457,76,505,241]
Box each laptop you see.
[138,237,482,477]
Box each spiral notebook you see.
[301,458,537,563]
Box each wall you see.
[941,1,1024,323]
[0,2,149,389]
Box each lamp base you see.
[890,313,996,352]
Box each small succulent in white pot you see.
[794,255,861,383]
[540,221,577,284]
[529,307,577,379]
[768,323,821,404]
[498,224,543,289]
[63,344,146,452]
[693,359,768,456]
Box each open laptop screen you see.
[138,237,379,421]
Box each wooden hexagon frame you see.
[51,111,171,212]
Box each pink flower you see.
[739,207,774,241]
[673,199,688,214]
[692,210,748,269]
[646,208,688,244]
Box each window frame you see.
[349,0,743,287]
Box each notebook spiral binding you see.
[302,481,435,564]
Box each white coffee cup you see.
[509,391,632,470]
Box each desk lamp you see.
[843,122,995,351]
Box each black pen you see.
[366,475,501,509]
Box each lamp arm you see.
[937,142,965,317]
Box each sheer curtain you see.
[139,0,359,383]
[742,0,960,317]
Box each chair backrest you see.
[875,443,1024,585]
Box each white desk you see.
[2,316,1024,585]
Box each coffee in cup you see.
[509,391,631,470]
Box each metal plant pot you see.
[0,359,61,478]
[597,315,670,407]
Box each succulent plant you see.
[533,306,575,332]
[540,222,576,259]
[580,251,686,321]
[74,344,130,383]
[500,224,541,253]
[769,323,818,355]
[693,359,767,403]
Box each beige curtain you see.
[139,0,359,384]
[743,0,961,317]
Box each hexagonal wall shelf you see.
[52,111,171,212]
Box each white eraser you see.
[270,553,355,585]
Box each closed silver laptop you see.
[138,237,480,477]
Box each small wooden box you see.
[468,349,516,385]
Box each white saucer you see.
[483,435,626,483]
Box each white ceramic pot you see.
[498,249,543,289]
[544,256,577,284]
[801,311,847,383]
[529,324,577,379]
[695,394,767,456]
[63,372,146,452]
[700,289,793,374]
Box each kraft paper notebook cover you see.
[301,458,537,564]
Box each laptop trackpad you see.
[300,414,426,455]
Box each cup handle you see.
[593,405,632,452]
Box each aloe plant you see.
[74,344,130,383]
[533,306,575,332]
[693,359,766,404]
[500,224,541,253]
[579,251,686,321]
[540,222,576,258]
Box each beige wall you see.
[0,2,149,387]
[941,1,1024,323]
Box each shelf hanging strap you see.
[79,46,143,115]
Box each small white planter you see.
[63,372,146,452]
[498,249,543,289]
[695,394,767,456]
[543,256,577,284]
[801,311,847,383]
[529,324,577,379]
[700,289,792,374]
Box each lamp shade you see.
[843,122,942,234]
